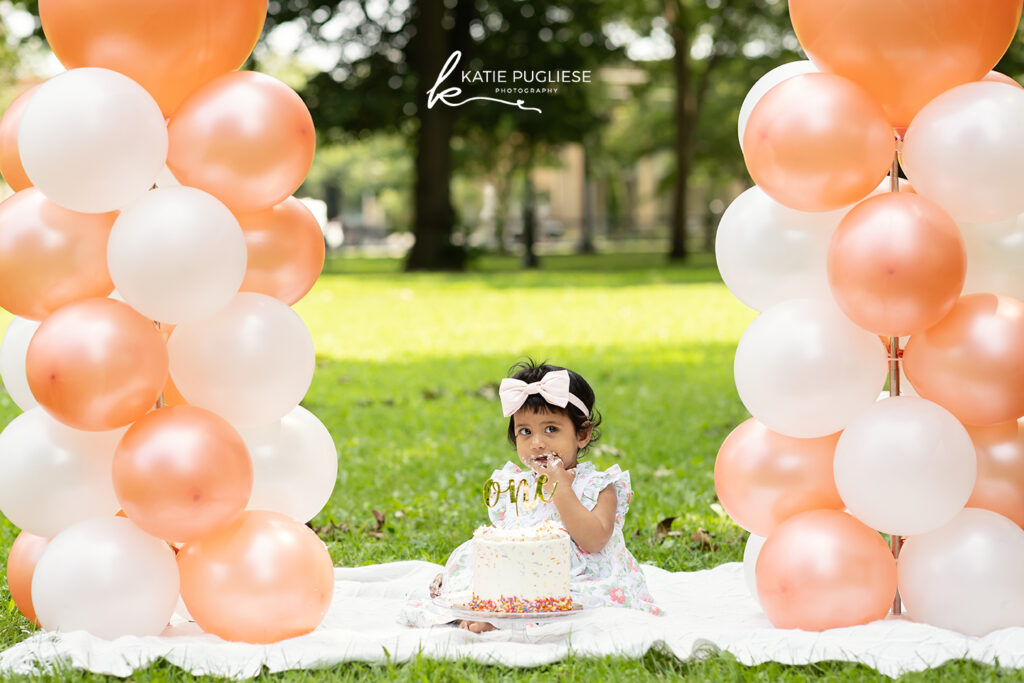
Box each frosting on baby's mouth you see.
[532,452,560,466]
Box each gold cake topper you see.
[483,474,557,517]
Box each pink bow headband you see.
[498,370,589,418]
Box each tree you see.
[266,0,616,271]
[0,1,45,109]
[664,0,795,260]
[264,1,472,270]
[604,0,796,261]
[445,1,615,267]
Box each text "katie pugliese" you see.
[460,70,593,84]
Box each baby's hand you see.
[538,455,575,496]
[429,572,443,598]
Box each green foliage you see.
[997,21,1024,83]
[266,1,618,141]
[0,1,43,110]
[301,135,413,228]
[1,650,1023,682]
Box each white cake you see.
[470,520,573,612]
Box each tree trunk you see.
[578,142,596,254]
[493,173,511,255]
[703,194,720,252]
[405,0,462,271]
[323,180,341,221]
[521,147,539,269]
[621,170,636,237]
[668,11,694,262]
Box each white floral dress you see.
[441,461,662,615]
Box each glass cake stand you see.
[432,591,603,622]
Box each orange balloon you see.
[178,510,334,643]
[984,71,1023,89]
[743,73,895,212]
[0,85,38,191]
[113,406,253,543]
[161,372,189,407]
[236,197,326,305]
[904,294,1024,426]
[756,510,896,630]
[966,420,1024,527]
[0,189,115,320]
[167,72,316,214]
[790,0,1022,128]
[828,193,966,337]
[158,327,189,405]
[26,298,168,431]
[714,418,844,537]
[38,0,267,117]
[6,531,50,625]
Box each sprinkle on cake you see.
[470,519,573,613]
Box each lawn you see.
[0,251,1018,681]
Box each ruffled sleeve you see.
[573,463,632,530]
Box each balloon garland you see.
[0,1,337,643]
[719,0,1024,634]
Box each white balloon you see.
[834,397,976,536]
[961,223,1024,301]
[32,516,179,639]
[0,409,122,537]
[899,508,1024,636]
[0,317,40,410]
[238,406,338,522]
[107,187,247,324]
[738,61,817,151]
[960,212,1024,241]
[902,82,1024,223]
[155,165,181,188]
[168,293,315,428]
[742,533,766,606]
[17,68,167,213]
[734,298,888,438]
[715,186,844,312]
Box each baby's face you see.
[512,408,591,473]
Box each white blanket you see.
[1,561,1021,678]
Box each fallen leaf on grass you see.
[308,521,350,541]
[690,528,713,548]
[655,516,676,540]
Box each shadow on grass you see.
[322,252,724,289]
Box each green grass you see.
[0,252,1018,681]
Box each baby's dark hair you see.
[505,359,602,454]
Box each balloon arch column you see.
[715,0,1024,635]
[0,2,339,643]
